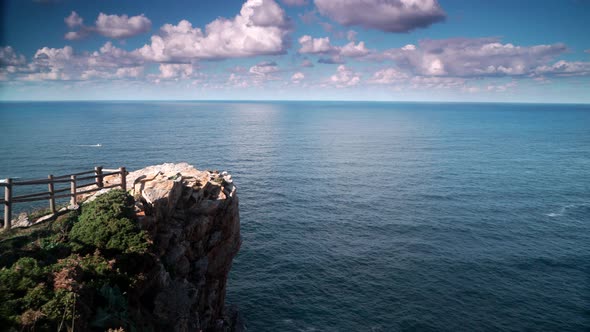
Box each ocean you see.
[0,101,589,331]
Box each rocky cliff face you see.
[105,163,242,331]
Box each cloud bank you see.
[377,38,569,77]
[2,0,589,98]
[137,0,292,62]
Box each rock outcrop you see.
[100,163,242,331]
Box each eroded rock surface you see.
[100,163,242,331]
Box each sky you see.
[0,0,589,102]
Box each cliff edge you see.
[125,163,242,331]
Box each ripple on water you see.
[1,101,589,331]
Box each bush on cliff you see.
[0,189,152,331]
[70,190,148,254]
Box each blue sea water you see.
[0,101,589,331]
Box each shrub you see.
[0,257,49,328]
[69,190,148,254]
[41,289,77,325]
[0,190,153,331]
[51,211,78,238]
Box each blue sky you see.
[1,0,589,102]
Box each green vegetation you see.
[0,190,152,332]
[70,190,148,254]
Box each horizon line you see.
[1,99,589,105]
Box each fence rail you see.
[1,166,127,230]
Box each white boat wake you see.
[75,144,102,147]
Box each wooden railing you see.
[0,166,127,230]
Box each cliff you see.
[0,163,243,332]
[124,163,243,331]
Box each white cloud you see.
[369,66,467,90]
[370,68,408,84]
[95,13,152,39]
[0,46,27,66]
[137,0,291,62]
[314,0,446,32]
[534,60,590,77]
[64,12,152,40]
[401,44,416,51]
[329,65,360,87]
[340,41,369,57]
[249,61,280,77]
[114,66,144,78]
[298,35,337,54]
[79,69,109,80]
[65,11,83,28]
[249,0,290,27]
[292,71,305,82]
[4,43,145,81]
[23,46,75,80]
[65,31,88,40]
[23,70,70,81]
[228,73,250,88]
[159,64,195,79]
[34,46,74,60]
[31,46,75,79]
[298,35,369,58]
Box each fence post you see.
[4,178,12,230]
[48,175,56,214]
[70,175,77,206]
[95,166,104,188]
[119,167,127,192]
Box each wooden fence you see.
[0,166,127,230]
